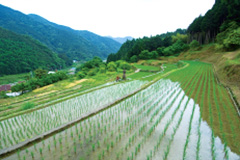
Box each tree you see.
[34,69,48,79]
[77,72,86,79]
[162,40,188,56]
[119,61,131,70]
[149,51,158,59]
[139,50,150,59]
[130,55,138,63]
[172,33,188,43]
[11,83,25,93]
[223,27,240,50]
[189,40,200,49]
[156,47,165,56]
[216,21,240,50]
[107,62,117,72]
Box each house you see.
[0,84,11,91]
[6,92,21,97]
[48,71,56,74]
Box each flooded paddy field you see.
[1,61,239,160]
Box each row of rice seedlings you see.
[162,62,204,160]
[148,98,187,159]
[3,79,182,159]
[182,103,196,159]
[3,87,130,159]
[183,63,207,160]
[196,65,209,160]
[217,84,239,154]
[131,67,201,159]
[162,100,189,160]
[112,80,181,160]
[16,104,121,159]
[74,80,173,159]
[211,69,229,159]
[162,64,204,160]
[117,83,178,159]
[0,80,147,149]
[97,96,160,158]
[207,69,216,160]
[183,64,207,160]
[137,89,186,160]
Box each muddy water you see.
[2,79,240,160]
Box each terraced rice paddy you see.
[0,61,239,160]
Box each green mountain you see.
[0,5,121,61]
[0,27,65,75]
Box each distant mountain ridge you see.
[0,27,65,75]
[108,36,133,44]
[0,5,121,61]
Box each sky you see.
[0,0,215,38]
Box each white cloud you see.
[0,0,215,38]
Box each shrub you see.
[77,72,86,79]
[189,40,200,49]
[21,102,35,110]
[0,91,8,99]
[99,67,106,73]
[88,68,98,76]
[130,55,138,63]
[139,50,150,59]
[107,62,117,72]
[119,62,132,70]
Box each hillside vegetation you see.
[188,0,240,46]
[0,5,121,61]
[107,29,187,62]
[0,27,65,75]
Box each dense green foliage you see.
[76,57,104,72]
[76,57,106,78]
[107,29,187,62]
[216,21,240,50]
[0,5,121,61]
[11,70,68,93]
[0,27,65,75]
[187,0,240,47]
[75,57,134,79]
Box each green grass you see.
[21,102,35,110]
[133,64,160,71]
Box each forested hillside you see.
[107,29,187,62]
[0,5,121,61]
[0,27,65,75]
[187,0,240,49]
